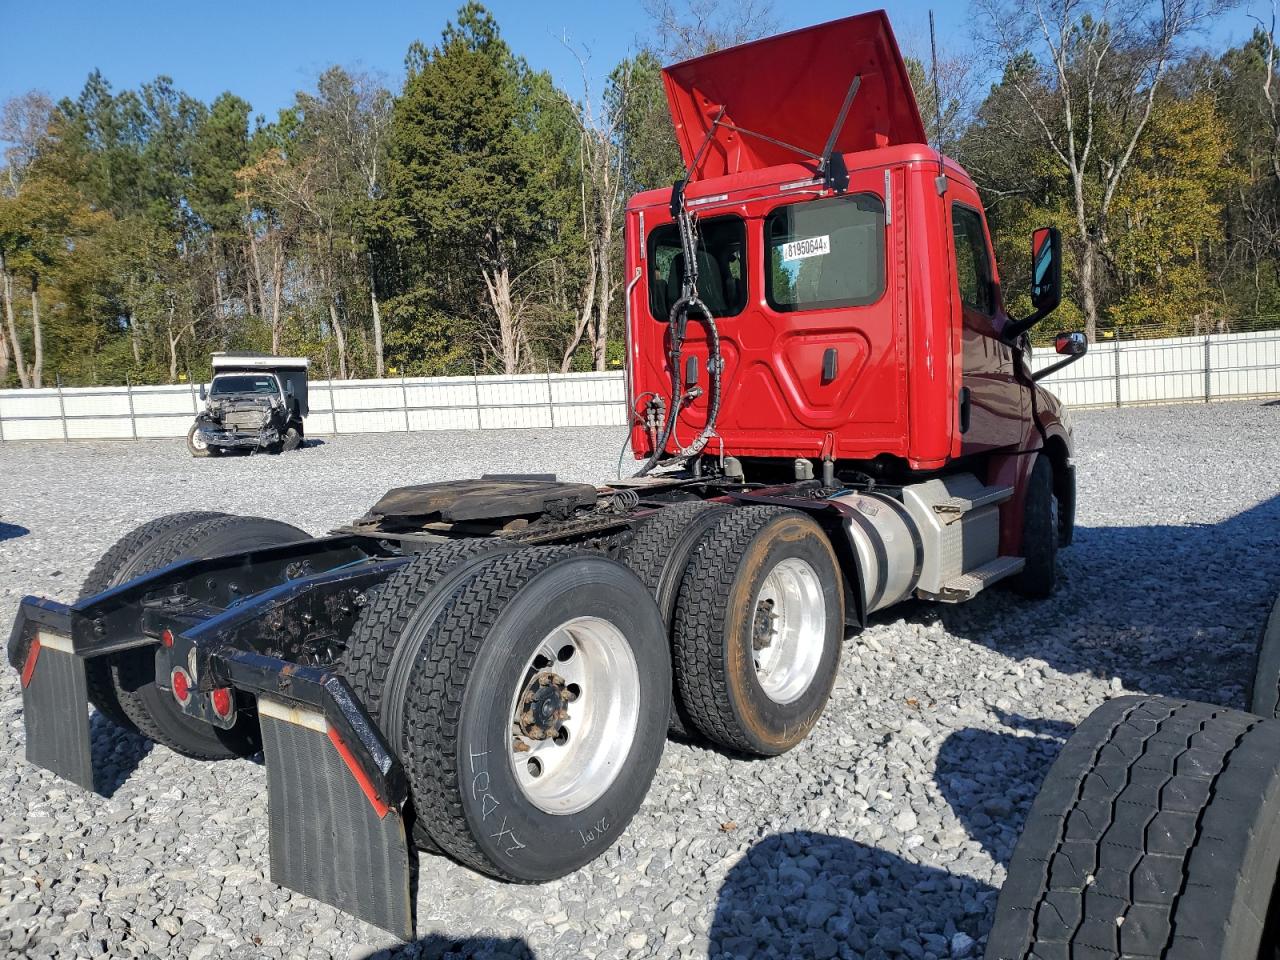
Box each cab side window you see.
[952,205,994,315]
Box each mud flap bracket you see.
[258,698,413,940]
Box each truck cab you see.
[624,9,1082,567]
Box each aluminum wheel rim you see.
[752,557,825,704]
[508,616,639,815]
[190,430,207,450]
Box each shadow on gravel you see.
[0,521,30,542]
[909,493,1280,705]
[362,934,533,959]
[710,830,994,960]
[934,711,1074,866]
[89,712,153,797]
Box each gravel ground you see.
[1,399,1277,960]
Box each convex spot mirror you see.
[1031,227,1062,315]
[1055,331,1088,355]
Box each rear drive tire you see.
[1012,454,1058,598]
[986,695,1280,960]
[1249,593,1280,719]
[401,549,671,881]
[672,506,844,756]
[80,511,227,732]
[338,538,511,851]
[108,514,309,759]
[620,500,729,737]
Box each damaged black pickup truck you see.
[187,355,309,457]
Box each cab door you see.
[951,202,1025,452]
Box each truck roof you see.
[661,10,926,181]
[211,354,309,371]
[625,145,975,213]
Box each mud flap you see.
[258,698,413,940]
[19,631,94,792]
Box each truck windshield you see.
[766,194,886,311]
[210,374,279,397]
[648,216,747,320]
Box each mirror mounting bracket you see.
[1031,333,1089,381]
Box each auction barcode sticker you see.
[782,235,830,261]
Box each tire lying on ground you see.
[401,548,671,882]
[619,500,729,738]
[1249,592,1280,719]
[338,538,511,850]
[985,694,1280,960]
[672,505,844,756]
[82,512,309,759]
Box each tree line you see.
[0,0,1276,388]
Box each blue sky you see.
[0,0,1262,121]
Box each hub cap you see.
[508,616,639,815]
[752,557,825,704]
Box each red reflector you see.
[20,638,42,689]
[210,687,233,719]
[326,725,391,819]
[171,668,191,705]
[160,629,175,648]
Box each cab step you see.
[927,555,1026,602]
[931,483,1015,522]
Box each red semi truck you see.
[8,11,1086,937]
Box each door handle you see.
[821,348,838,384]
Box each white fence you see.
[1026,329,1280,408]
[0,330,1276,442]
[0,371,628,442]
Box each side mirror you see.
[1030,227,1062,315]
[198,384,207,401]
[1054,331,1087,356]
[1033,329,1089,381]
[1004,226,1063,341]
[285,380,295,397]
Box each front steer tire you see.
[401,549,671,882]
[186,423,215,458]
[1012,454,1058,598]
[985,695,1280,960]
[672,506,844,757]
[93,514,309,759]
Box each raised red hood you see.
[662,10,927,180]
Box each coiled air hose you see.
[634,198,724,477]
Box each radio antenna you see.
[929,10,945,153]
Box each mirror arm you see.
[1031,344,1088,381]
[1003,308,1049,343]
